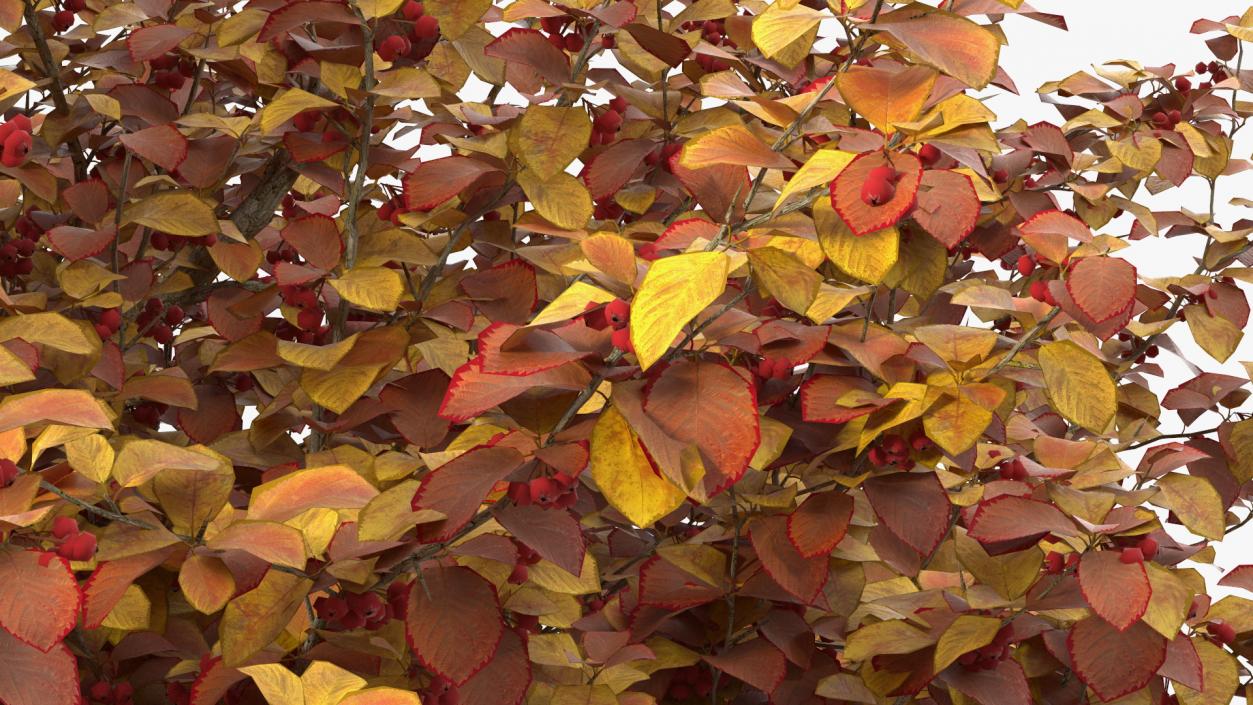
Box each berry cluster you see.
[1194,60,1229,90]
[666,665,714,701]
[540,14,585,53]
[604,298,632,353]
[314,589,396,631]
[859,165,901,206]
[86,680,134,705]
[996,457,1029,481]
[51,516,97,561]
[589,97,628,147]
[1043,550,1079,574]
[505,472,579,510]
[866,431,932,471]
[753,356,793,381]
[148,51,195,92]
[682,19,735,72]
[130,399,168,428]
[506,543,542,585]
[1115,331,1160,364]
[956,625,1015,672]
[1118,535,1159,564]
[0,114,32,167]
[92,307,123,340]
[150,229,215,251]
[136,297,184,345]
[420,676,459,705]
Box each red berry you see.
[1,131,31,167]
[1016,255,1036,276]
[756,357,775,379]
[153,70,185,91]
[1136,536,1158,561]
[860,176,895,206]
[1151,111,1170,127]
[1029,280,1048,302]
[529,477,563,506]
[992,168,1008,183]
[377,35,410,62]
[1173,76,1191,92]
[564,33,584,53]
[917,143,941,167]
[401,0,424,19]
[164,305,184,325]
[1120,547,1144,564]
[1196,61,1209,73]
[58,531,97,561]
[1044,551,1064,574]
[51,516,78,539]
[604,298,630,328]
[507,563,529,584]
[315,595,349,622]
[0,458,16,486]
[99,308,122,331]
[1168,110,1182,125]
[867,165,900,183]
[297,307,323,330]
[507,481,532,506]
[94,323,113,339]
[151,323,174,344]
[292,110,320,132]
[89,681,112,701]
[610,327,633,353]
[594,110,623,133]
[609,97,628,113]
[346,591,385,620]
[52,9,74,31]
[600,33,615,49]
[771,358,790,380]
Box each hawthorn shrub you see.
[0,0,1251,703]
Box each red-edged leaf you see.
[405,565,504,686]
[1158,633,1203,691]
[459,260,539,324]
[1067,618,1166,702]
[830,151,923,236]
[967,495,1078,546]
[475,323,585,376]
[81,548,175,629]
[654,217,721,251]
[496,504,586,576]
[941,658,1032,705]
[863,472,949,556]
[62,179,111,225]
[402,156,498,211]
[412,445,525,542]
[283,130,348,164]
[1049,279,1134,341]
[642,360,761,497]
[126,24,193,62]
[1017,209,1091,264]
[800,375,884,424]
[668,152,748,224]
[438,359,591,423]
[912,169,979,249]
[583,139,655,199]
[120,124,188,172]
[1077,551,1150,632]
[704,639,788,694]
[381,371,451,449]
[1065,257,1137,324]
[757,319,829,365]
[750,515,828,604]
[459,628,531,705]
[45,225,115,262]
[0,629,81,705]
[1024,122,1074,165]
[280,214,342,270]
[189,657,246,705]
[787,491,853,558]
[0,549,81,651]
[258,0,358,42]
[638,554,725,610]
[483,28,571,86]
[1217,564,1253,592]
[176,384,242,444]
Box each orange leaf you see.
[1065,256,1137,324]
[280,214,343,270]
[787,491,853,558]
[82,548,175,629]
[872,5,1000,89]
[412,445,525,542]
[405,565,503,686]
[0,548,80,651]
[0,389,113,433]
[1077,551,1151,631]
[221,568,312,666]
[679,124,793,170]
[830,151,923,236]
[0,629,81,705]
[402,156,498,212]
[912,169,980,249]
[119,124,188,173]
[835,64,938,134]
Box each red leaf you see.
[760,608,814,668]
[967,495,1077,545]
[412,445,525,542]
[45,225,115,262]
[258,0,358,42]
[459,628,531,705]
[0,629,81,705]
[496,504,586,576]
[280,214,342,270]
[190,657,246,705]
[787,491,853,558]
[438,358,591,423]
[1217,564,1253,592]
[1158,633,1203,691]
[402,156,498,211]
[120,124,189,173]
[82,548,175,629]
[483,28,572,86]
[107,84,179,125]
[583,139,655,199]
[654,217,721,251]
[642,360,761,497]
[475,323,585,376]
[0,548,81,652]
[1023,122,1074,165]
[800,375,883,424]
[176,384,242,444]
[638,554,725,610]
[1076,551,1150,631]
[1065,257,1137,324]
[668,153,748,224]
[405,565,504,686]
[380,371,451,449]
[912,169,979,249]
[941,658,1032,705]
[126,24,193,62]
[62,178,111,225]
[1067,618,1166,702]
[623,22,691,66]
[750,515,828,604]
[282,131,348,164]
[459,260,539,324]
[704,638,788,694]
[830,151,923,236]
[863,472,949,556]
[1049,279,1134,341]
[207,286,266,342]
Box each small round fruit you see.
[1119,547,1145,564]
[917,143,941,167]
[860,176,895,206]
[611,327,633,353]
[604,298,630,328]
[51,516,79,539]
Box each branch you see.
[985,306,1060,375]
[230,149,300,238]
[23,0,88,180]
[414,181,516,305]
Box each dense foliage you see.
[0,0,1250,703]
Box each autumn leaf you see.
[629,252,729,370]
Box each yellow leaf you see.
[629,252,729,370]
[513,106,592,179]
[84,94,122,120]
[179,554,236,614]
[751,3,823,68]
[915,325,999,366]
[837,64,938,134]
[518,170,594,231]
[923,389,994,457]
[0,68,34,105]
[1156,474,1224,540]
[259,87,338,134]
[301,364,384,414]
[0,389,113,433]
[1038,340,1115,433]
[218,8,268,45]
[0,312,98,355]
[247,465,378,521]
[1184,305,1242,363]
[373,67,440,99]
[221,570,312,666]
[774,149,855,210]
[423,0,492,40]
[1177,639,1239,705]
[64,433,114,483]
[679,124,793,170]
[358,0,404,20]
[1226,418,1253,483]
[100,584,150,632]
[580,233,638,285]
[816,198,899,285]
[844,620,934,662]
[1143,563,1191,638]
[329,267,405,312]
[874,5,1000,89]
[124,191,219,237]
[532,281,617,325]
[0,345,33,386]
[748,247,820,315]
[113,439,224,487]
[934,615,1001,673]
[208,521,307,569]
[277,334,359,370]
[591,406,686,527]
[241,661,365,705]
[954,532,1041,600]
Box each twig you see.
[414,181,515,305]
[545,349,623,445]
[1119,426,1219,451]
[22,0,88,180]
[985,306,1060,375]
[39,480,167,533]
[710,485,743,704]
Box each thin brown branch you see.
[23,0,88,180]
